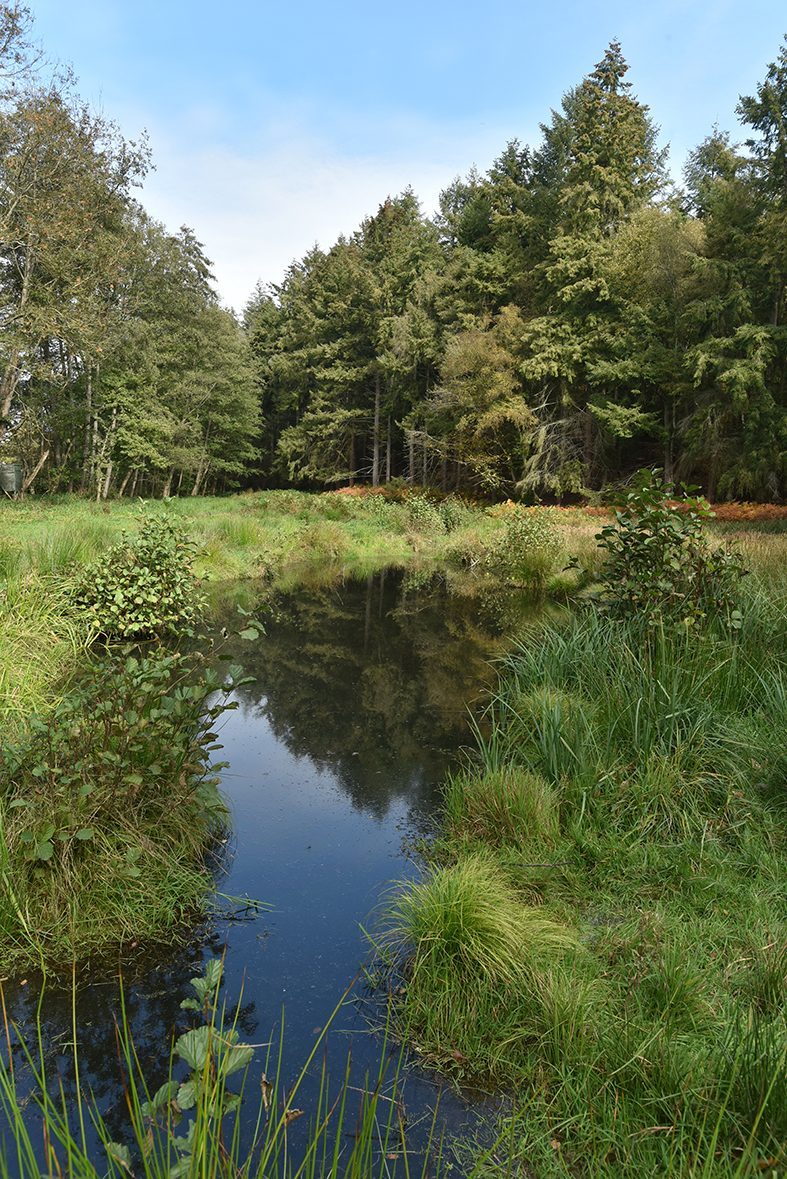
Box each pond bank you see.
[1,570,540,1173]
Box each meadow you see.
[0,488,784,1176]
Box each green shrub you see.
[0,648,243,967]
[355,494,408,531]
[482,508,562,589]
[445,766,559,848]
[596,470,747,629]
[75,511,205,639]
[405,493,446,533]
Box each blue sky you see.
[28,0,787,310]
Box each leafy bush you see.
[354,493,408,531]
[405,493,446,533]
[75,512,206,639]
[596,471,747,629]
[482,508,562,589]
[0,648,246,965]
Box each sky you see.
[26,0,787,312]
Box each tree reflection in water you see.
[225,569,524,823]
[2,569,531,1164]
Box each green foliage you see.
[75,511,206,639]
[481,508,562,589]
[596,471,746,628]
[0,646,246,968]
[138,958,255,1173]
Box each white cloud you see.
[137,119,523,313]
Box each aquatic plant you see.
[0,961,443,1178]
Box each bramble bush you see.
[75,511,205,640]
[596,471,746,630]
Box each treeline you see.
[247,40,787,502]
[2,5,786,502]
[0,6,258,499]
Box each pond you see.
[2,569,533,1167]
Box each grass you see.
[377,853,589,1086]
[0,646,241,975]
[0,961,444,1178]
[377,533,787,1176]
[0,490,590,731]
[1,493,785,1173]
[0,575,89,735]
[0,489,578,973]
[444,766,560,848]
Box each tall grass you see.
[378,573,787,1173]
[0,969,443,1179]
[378,854,589,1082]
[444,766,559,848]
[0,575,88,736]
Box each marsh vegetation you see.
[0,483,783,1176]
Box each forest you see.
[2,5,786,502]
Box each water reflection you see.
[2,569,528,1168]
[223,570,514,822]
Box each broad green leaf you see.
[141,1080,179,1118]
[220,1043,254,1078]
[176,1079,198,1110]
[175,1026,211,1070]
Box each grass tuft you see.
[444,765,559,848]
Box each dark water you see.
[2,570,526,1166]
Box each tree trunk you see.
[348,434,356,485]
[129,469,140,497]
[20,449,50,496]
[408,432,415,483]
[0,247,34,444]
[96,403,117,501]
[663,400,674,483]
[0,347,20,442]
[118,468,133,497]
[385,417,392,482]
[372,372,381,486]
[162,468,174,498]
[191,455,210,496]
[80,368,93,491]
[583,409,594,489]
[101,459,114,500]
